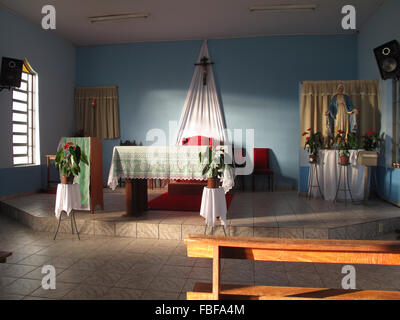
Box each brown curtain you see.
[75,86,120,139]
[300,80,380,146]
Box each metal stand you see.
[307,162,324,199]
[54,210,80,240]
[204,218,227,236]
[334,163,354,205]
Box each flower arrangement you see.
[302,128,324,163]
[199,146,232,188]
[361,130,381,151]
[335,130,358,164]
[55,141,89,184]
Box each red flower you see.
[307,128,312,131]
[306,137,310,141]
[302,132,308,137]
[366,131,372,137]
[338,130,344,135]
[372,131,377,135]
[63,142,74,150]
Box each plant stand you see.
[54,210,80,240]
[334,163,354,205]
[54,183,81,240]
[204,219,227,236]
[200,187,227,236]
[307,162,324,200]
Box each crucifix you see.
[195,56,214,85]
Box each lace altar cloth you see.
[107,146,234,193]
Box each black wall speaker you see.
[0,57,24,88]
[374,40,400,80]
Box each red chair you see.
[182,136,213,146]
[252,148,274,192]
[233,147,246,191]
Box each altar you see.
[107,145,234,215]
[308,150,366,201]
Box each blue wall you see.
[0,7,76,197]
[357,0,400,204]
[77,35,358,188]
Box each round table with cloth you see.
[200,187,227,227]
[55,183,81,219]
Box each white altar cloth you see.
[107,146,234,193]
[309,150,365,201]
[55,184,82,219]
[200,187,227,227]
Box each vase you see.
[61,175,74,184]
[207,178,219,189]
[339,155,349,165]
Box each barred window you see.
[12,61,38,166]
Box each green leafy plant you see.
[55,141,89,178]
[361,130,381,151]
[302,128,324,157]
[199,146,232,179]
[335,130,358,157]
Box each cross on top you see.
[195,56,214,85]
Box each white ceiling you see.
[0,0,386,46]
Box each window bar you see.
[29,73,34,164]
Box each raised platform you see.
[1,189,400,241]
[168,180,207,195]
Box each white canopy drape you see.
[175,40,228,145]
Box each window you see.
[12,60,38,166]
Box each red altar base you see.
[148,192,234,211]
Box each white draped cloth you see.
[200,187,227,227]
[55,184,82,219]
[309,150,365,201]
[175,40,228,145]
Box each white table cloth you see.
[309,150,365,201]
[55,184,82,219]
[107,146,234,193]
[200,187,227,227]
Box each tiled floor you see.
[2,189,400,240]
[1,212,400,300]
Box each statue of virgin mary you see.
[326,84,359,137]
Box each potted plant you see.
[361,131,381,151]
[335,131,358,165]
[302,128,324,163]
[199,146,232,188]
[358,131,381,166]
[55,141,89,184]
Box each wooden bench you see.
[0,251,12,263]
[184,235,400,300]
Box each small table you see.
[54,183,81,240]
[45,155,57,190]
[200,187,227,235]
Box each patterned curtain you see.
[75,86,120,139]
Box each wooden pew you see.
[0,251,12,263]
[184,235,400,300]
